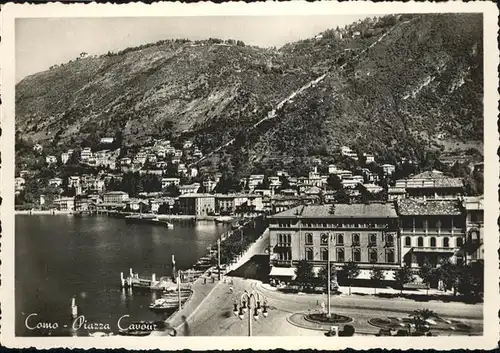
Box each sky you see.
[15,15,370,82]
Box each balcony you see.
[385,242,395,248]
[411,246,457,253]
[275,243,291,249]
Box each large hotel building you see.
[269,170,483,283]
[269,203,400,276]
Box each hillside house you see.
[68,176,81,188]
[103,191,129,204]
[80,147,93,161]
[162,177,180,189]
[183,140,193,149]
[147,154,157,163]
[61,152,70,164]
[364,153,375,163]
[193,149,203,158]
[462,196,484,264]
[45,155,57,165]
[190,167,199,178]
[134,152,147,165]
[328,164,338,174]
[139,170,163,176]
[48,177,63,187]
[54,197,75,211]
[171,157,181,164]
[33,143,43,153]
[177,194,216,216]
[120,157,132,166]
[100,137,114,144]
[382,164,396,176]
[398,198,466,269]
[341,146,358,160]
[363,183,383,194]
[15,177,25,192]
[393,171,464,200]
[177,164,188,175]
[203,179,217,192]
[179,183,201,195]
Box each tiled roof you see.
[412,170,444,179]
[397,199,462,216]
[388,187,406,194]
[272,203,397,219]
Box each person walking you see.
[181,316,190,336]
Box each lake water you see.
[15,215,229,336]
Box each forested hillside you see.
[16,13,483,177]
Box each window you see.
[386,234,394,246]
[337,248,345,262]
[337,233,344,246]
[443,237,449,248]
[457,237,464,247]
[369,234,377,246]
[417,237,424,247]
[405,237,411,247]
[352,233,360,246]
[287,234,291,244]
[353,249,361,262]
[279,250,291,261]
[305,248,314,260]
[321,248,329,261]
[320,233,328,245]
[305,233,313,245]
[386,249,395,263]
[430,237,436,247]
[369,250,378,263]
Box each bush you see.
[339,324,355,337]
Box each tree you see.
[214,173,242,194]
[279,175,291,190]
[369,267,385,294]
[409,309,437,334]
[334,188,350,204]
[436,259,459,295]
[318,263,337,290]
[393,265,415,294]
[164,184,180,197]
[295,260,314,288]
[419,259,437,295]
[326,174,342,191]
[457,262,483,299]
[339,261,360,295]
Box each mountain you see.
[15,13,483,176]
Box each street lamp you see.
[233,290,268,336]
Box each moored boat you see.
[125,215,173,228]
[215,216,233,223]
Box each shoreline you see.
[15,209,74,215]
[15,210,234,223]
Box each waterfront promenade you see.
[156,227,482,336]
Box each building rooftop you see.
[397,199,463,216]
[272,203,397,219]
[104,191,129,195]
[463,196,484,210]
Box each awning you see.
[269,266,296,279]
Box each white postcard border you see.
[1,1,499,350]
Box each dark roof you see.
[397,199,463,216]
[272,203,397,219]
